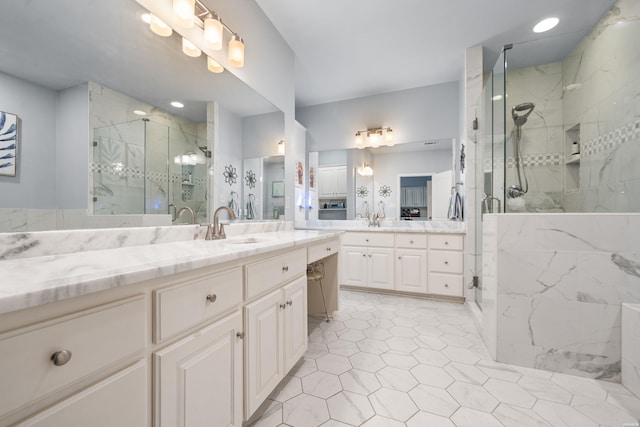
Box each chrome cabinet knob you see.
[444,284,449,288]
[51,350,72,366]
[206,294,217,303]
[282,266,289,272]
[445,241,449,245]
[236,332,245,339]
[287,300,293,306]
[280,303,286,309]
[410,240,414,244]
[444,261,449,265]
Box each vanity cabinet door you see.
[395,249,427,293]
[244,290,284,419]
[283,277,308,373]
[341,245,368,287]
[154,311,243,427]
[367,247,395,290]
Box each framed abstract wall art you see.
[0,111,17,177]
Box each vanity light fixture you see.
[357,163,373,176]
[182,37,201,57]
[533,17,559,33]
[173,0,196,28]
[277,139,285,155]
[207,57,224,73]
[354,127,394,149]
[143,0,245,69]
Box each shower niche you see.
[564,123,581,192]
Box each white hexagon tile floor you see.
[249,290,640,427]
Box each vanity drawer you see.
[395,234,427,249]
[428,273,463,297]
[154,267,243,343]
[341,232,394,247]
[429,234,464,251]
[308,238,340,263]
[245,248,307,300]
[0,296,145,419]
[428,250,463,274]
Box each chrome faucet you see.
[212,206,237,239]
[175,206,196,224]
[368,213,380,228]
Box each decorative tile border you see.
[90,162,206,185]
[583,119,640,157]
[483,153,564,169]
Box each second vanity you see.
[0,225,340,426]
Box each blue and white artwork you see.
[0,111,17,176]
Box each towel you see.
[246,194,256,220]
[448,190,463,221]
[229,191,240,217]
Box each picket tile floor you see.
[249,290,640,427]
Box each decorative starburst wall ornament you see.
[245,169,256,189]
[378,185,392,198]
[223,164,237,186]
[356,186,369,198]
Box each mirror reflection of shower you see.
[507,102,535,199]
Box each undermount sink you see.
[227,237,272,245]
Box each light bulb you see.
[182,37,201,57]
[355,132,363,147]
[207,57,224,73]
[173,0,195,28]
[278,140,285,155]
[149,15,172,37]
[385,128,394,145]
[228,35,245,68]
[204,15,223,50]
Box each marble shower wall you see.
[89,83,208,221]
[562,0,640,212]
[482,213,640,381]
[504,62,564,212]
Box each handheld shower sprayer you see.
[508,102,535,199]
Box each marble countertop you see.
[296,220,466,234]
[0,230,341,316]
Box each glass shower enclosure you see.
[91,118,208,222]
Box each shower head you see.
[512,102,535,126]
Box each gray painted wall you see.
[296,81,459,152]
[0,72,58,209]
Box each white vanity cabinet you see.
[395,234,428,293]
[318,165,347,197]
[341,232,395,290]
[428,234,464,297]
[244,275,307,419]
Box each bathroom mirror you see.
[312,139,454,220]
[0,0,282,231]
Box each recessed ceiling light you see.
[133,110,147,116]
[141,13,152,24]
[171,101,184,108]
[533,17,559,33]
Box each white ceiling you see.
[255,0,617,107]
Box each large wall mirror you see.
[0,0,283,231]
[308,139,455,221]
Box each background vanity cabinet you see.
[154,311,243,427]
[428,234,464,297]
[244,252,308,419]
[318,165,347,197]
[341,232,395,290]
[395,234,428,293]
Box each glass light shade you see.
[204,16,223,50]
[182,37,201,57]
[355,132,363,147]
[385,128,393,142]
[368,131,380,147]
[277,140,285,155]
[228,35,245,68]
[207,57,224,73]
[173,0,195,28]
[174,155,182,164]
[149,15,172,37]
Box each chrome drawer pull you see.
[282,266,289,272]
[445,241,449,245]
[51,350,72,366]
[236,332,245,339]
[326,247,331,251]
[444,284,449,288]
[444,261,449,265]
[410,240,414,244]
[206,294,217,303]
